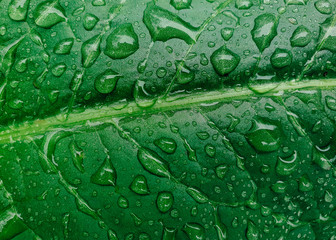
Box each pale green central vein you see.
[0,78,336,144]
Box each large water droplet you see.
[92,0,106,6]
[271,181,287,193]
[51,63,67,77]
[170,0,192,10]
[251,14,278,52]
[154,137,177,154]
[186,187,209,204]
[8,0,30,21]
[129,175,150,195]
[69,141,84,173]
[15,58,28,73]
[210,46,240,76]
[182,223,205,240]
[134,80,157,108]
[315,0,332,14]
[290,25,312,47]
[34,1,66,28]
[205,144,216,157]
[276,151,298,176]
[235,0,252,9]
[137,148,171,178]
[83,13,99,31]
[175,61,195,84]
[270,48,292,68]
[318,17,336,53]
[298,174,313,192]
[94,70,121,94]
[245,120,280,152]
[90,156,117,186]
[54,38,74,55]
[246,221,259,240]
[143,2,199,44]
[162,227,177,240]
[284,0,308,5]
[215,164,228,179]
[82,35,102,68]
[75,198,97,219]
[221,27,234,41]
[105,24,139,59]
[326,96,336,110]
[117,195,129,208]
[156,191,174,213]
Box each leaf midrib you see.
[1,78,336,144]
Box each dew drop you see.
[137,148,171,178]
[69,141,84,173]
[170,0,192,10]
[8,0,30,21]
[298,174,313,192]
[90,156,117,186]
[276,151,298,176]
[221,27,234,41]
[175,61,195,84]
[251,14,278,52]
[51,63,67,77]
[94,70,121,94]
[290,25,312,47]
[315,0,332,14]
[81,35,102,68]
[129,175,150,195]
[15,58,28,73]
[83,13,99,31]
[270,48,292,68]
[34,1,66,28]
[326,96,336,110]
[154,137,177,154]
[235,0,252,9]
[318,17,336,52]
[183,223,205,240]
[54,38,74,55]
[210,46,240,76]
[156,191,174,213]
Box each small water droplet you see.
[92,0,106,6]
[156,191,174,213]
[235,0,252,9]
[69,141,84,173]
[298,174,313,192]
[94,70,121,94]
[82,35,102,68]
[270,48,292,68]
[15,58,28,73]
[315,0,332,14]
[137,148,171,178]
[117,196,129,208]
[83,13,99,31]
[182,223,205,240]
[154,137,177,154]
[175,61,195,84]
[221,27,234,41]
[326,96,336,110]
[186,187,209,204]
[170,0,192,10]
[51,63,67,77]
[271,181,287,193]
[129,175,150,195]
[8,0,30,21]
[215,164,228,179]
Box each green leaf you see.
[1,0,336,239]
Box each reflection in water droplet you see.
[129,175,150,195]
[94,70,121,94]
[83,13,99,31]
[276,151,298,176]
[137,148,171,178]
[175,61,195,84]
[91,156,117,186]
[315,0,332,14]
[270,48,292,68]
[34,1,66,28]
[8,0,30,21]
[290,25,312,47]
[221,27,234,41]
[251,14,278,52]
[143,2,199,44]
[54,38,74,55]
[183,222,205,240]
[154,137,177,154]
[51,63,67,77]
[69,141,84,173]
[82,35,102,68]
[156,191,174,213]
[211,46,240,76]
[105,24,139,59]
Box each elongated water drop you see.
[117,196,129,208]
[129,175,150,195]
[137,148,171,178]
[69,141,84,173]
[83,13,99,31]
[51,63,67,77]
[183,223,205,240]
[270,48,292,68]
[154,137,177,154]
[156,191,174,213]
[235,0,252,9]
[211,46,240,76]
[246,221,259,240]
[290,25,312,47]
[90,156,117,186]
[276,151,298,176]
[162,227,177,240]
[34,1,66,28]
[82,35,102,68]
[315,0,332,14]
[95,70,121,94]
[143,2,199,44]
[54,38,74,55]
[186,187,209,204]
[318,17,336,52]
[251,14,278,52]
[92,0,106,6]
[245,120,280,152]
[15,58,28,73]
[170,0,192,10]
[105,24,139,59]
[8,0,30,21]
[75,198,97,219]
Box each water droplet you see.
[137,148,171,178]
[325,190,333,202]
[8,0,30,21]
[75,198,97,219]
[154,137,177,154]
[156,191,174,213]
[245,120,280,152]
[92,0,106,6]
[33,69,48,89]
[227,114,240,132]
[108,230,118,240]
[143,2,199,44]
[221,27,234,41]
[72,6,85,16]
[210,46,240,76]
[91,156,117,186]
[200,53,209,66]
[318,17,336,52]
[162,227,177,240]
[326,96,336,110]
[235,0,252,9]
[298,174,313,192]
[183,138,197,162]
[30,29,43,47]
[15,58,28,73]
[51,63,67,77]
[95,70,121,94]
[48,90,59,103]
[133,80,157,108]
[105,24,139,59]
[183,223,205,240]
[170,0,192,10]
[276,151,298,176]
[69,141,84,173]
[270,48,292,68]
[82,35,102,68]
[214,209,228,240]
[54,38,74,55]
[196,132,210,140]
[312,120,322,133]
[246,221,259,240]
[117,196,129,208]
[137,58,147,73]
[175,61,195,84]
[313,147,332,170]
[156,67,167,78]
[271,181,287,193]
[70,70,84,92]
[251,14,278,52]
[8,99,23,109]
[260,206,272,216]
[290,25,312,47]
[285,0,308,5]
[83,13,99,31]
[204,144,216,158]
[186,187,209,204]
[34,1,66,28]
[315,0,332,14]
[0,25,6,36]
[215,164,228,179]
[129,175,150,195]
